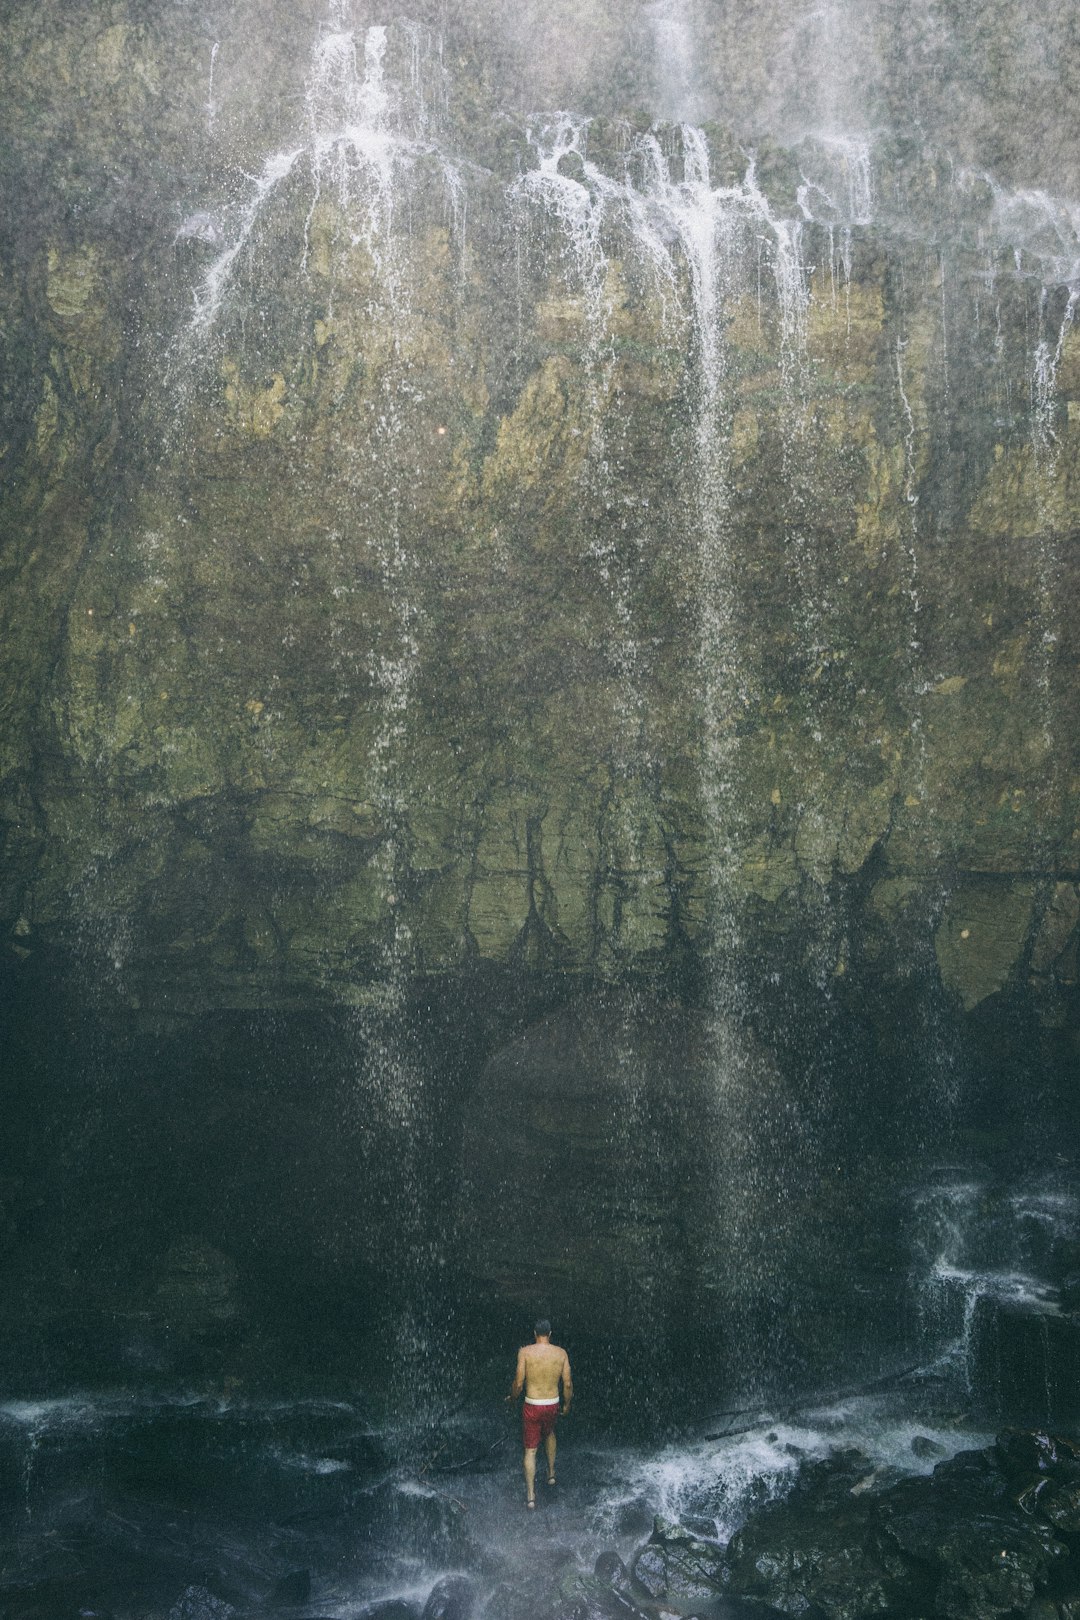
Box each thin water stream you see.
[6,0,1080,1614]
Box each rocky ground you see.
[590,1431,1080,1620]
[5,1418,1080,1620]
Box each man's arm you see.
[561,1351,573,1413]
[507,1346,526,1402]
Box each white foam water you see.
[588,1394,989,1546]
[931,1263,1060,1314]
[269,1446,353,1475]
[796,133,875,228]
[1010,1189,1080,1232]
[0,1382,1000,1614]
[179,7,460,352]
[0,1396,100,1431]
[910,1172,1079,1399]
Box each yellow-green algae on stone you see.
[1,10,1080,1027]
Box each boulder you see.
[553,1586,650,1620]
[1040,1482,1080,1535]
[996,1432,1080,1479]
[693,1434,1080,1620]
[168,1589,236,1620]
[726,1495,908,1619]
[593,1552,632,1593]
[422,1576,476,1620]
[880,1449,1069,1618]
[630,1518,729,1606]
[931,1518,1065,1620]
[555,1556,656,1620]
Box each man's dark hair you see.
[534,1317,552,1336]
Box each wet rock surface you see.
[4,0,1080,1392]
[2,1397,1080,1620]
[421,1575,477,1620]
[3,3,1080,1041]
[630,1519,730,1607]
[460,995,809,1325]
[610,1432,1080,1620]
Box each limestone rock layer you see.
[2,3,1080,1027]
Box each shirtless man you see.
[507,1319,573,1508]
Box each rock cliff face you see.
[2,0,1080,1040]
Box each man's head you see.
[534,1317,552,1339]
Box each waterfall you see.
[796,133,874,316]
[206,41,219,138]
[164,4,475,1434]
[515,117,808,916]
[186,145,306,344]
[981,180,1080,473]
[11,0,1080,1611]
[968,176,1080,777]
[171,5,467,1049]
[177,9,459,356]
[302,21,399,279]
[515,115,813,1394]
[645,0,701,125]
[800,135,875,228]
[912,1176,1078,1422]
[508,115,657,967]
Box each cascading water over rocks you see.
[2,3,1080,1612]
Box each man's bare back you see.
[515,1339,571,1404]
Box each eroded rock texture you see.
[1,0,1080,1039]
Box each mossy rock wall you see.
[3,5,1080,1028]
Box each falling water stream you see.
[5,0,1080,1615]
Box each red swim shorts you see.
[522,1401,559,1450]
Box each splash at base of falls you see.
[2,1106,1074,1618]
[0,1377,1017,1620]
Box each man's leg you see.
[544,1430,556,1485]
[523,1445,537,1505]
